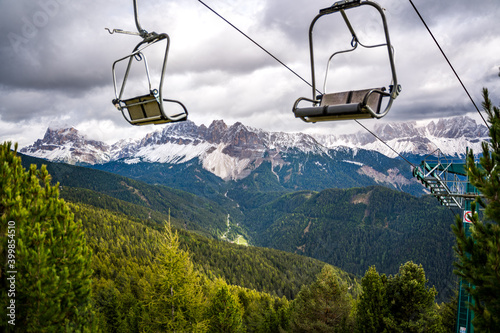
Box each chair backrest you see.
[320,88,385,114]
[123,92,163,124]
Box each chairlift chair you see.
[293,0,401,122]
[107,0,188,126]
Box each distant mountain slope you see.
[19,153,238,238]
[242,186,458,302]
[68,191,341,300]
[19,152,350,300]
[314,116,489,157]
[19,152,457,302]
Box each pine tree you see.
[0,142,94,332]
[384,262,443,333]
[290,265,354,333]
[206,283,244,333]
[141,223,208,332]
[355,266,387,333]
[453,88,500,330]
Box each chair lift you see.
[106,0,188,126]
[293,0,401,122]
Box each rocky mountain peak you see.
[206,120,228,143]
[20,127,110,164]
[427,116,488,138]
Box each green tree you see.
[453,88,500,330]
[356,266,388,333]
[141,223,207,332]
[290,265,354,333]
[206,283,245,333]
[0,142,94,332]
[437,289,458,333]
[384,262,443,333]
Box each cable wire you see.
[197,0,313,89]
[408,0,489,129]
[354,120,415,167]
[197,0,421,168]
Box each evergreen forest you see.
[1,142,460,332]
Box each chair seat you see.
[294,87,386,122]
[123,93,163,125]
[120,93,186,125]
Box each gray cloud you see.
[0,0,499,147]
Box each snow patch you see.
[342,160,364,166]
[135,142,213,164]
[124,158,141,165]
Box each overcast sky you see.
[1,0,499,147]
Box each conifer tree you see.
[290,265,354,333]
[453,88,500,330]
[141,223,207,332]
[384,262,442,333]
[355,266,387,333]
[0,142,94,332]
[206,283,244,333]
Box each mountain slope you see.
[315,116,488,157]
[19,152,456,302]
[242,186,457,302]
[18,152,350,300]
[19,153,238,238]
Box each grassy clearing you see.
[234,235,248,246]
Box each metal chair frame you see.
[293,0,401,122]
[108,0,187,126]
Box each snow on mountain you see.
[20,127,111,164]
[313,116,489,157]
[20,116,489,180]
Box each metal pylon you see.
[412,149,479,333]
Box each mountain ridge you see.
[20,116,487,193]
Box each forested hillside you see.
[242,186,458,301]
[3,143,459,332]
[67,192,349,300]
[20,152,458,302]
[19,153,242,238]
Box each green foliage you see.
[206,283,244,333]
[0,142,94,331]
[70,198,310,332]
[20,150,456,303]
[20,153,235,238]
[437,289,458,333]
[289,265,355,333]
[384,262,442,332]
[355,266,387,333]
[356,262,443,333]
[453,88,500,331]
[245,186,456,302]
[142,224,208,332]
[235,286,290,333]
[13,140,461,332]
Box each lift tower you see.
[412,149,479,333]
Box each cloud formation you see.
[1,0,499,147]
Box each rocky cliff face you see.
[20,127,111,164]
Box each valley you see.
[21,150,458,302]
[15,115,487,306]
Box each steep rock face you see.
[20,127,111,164]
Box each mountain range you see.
[20,116,488,198]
